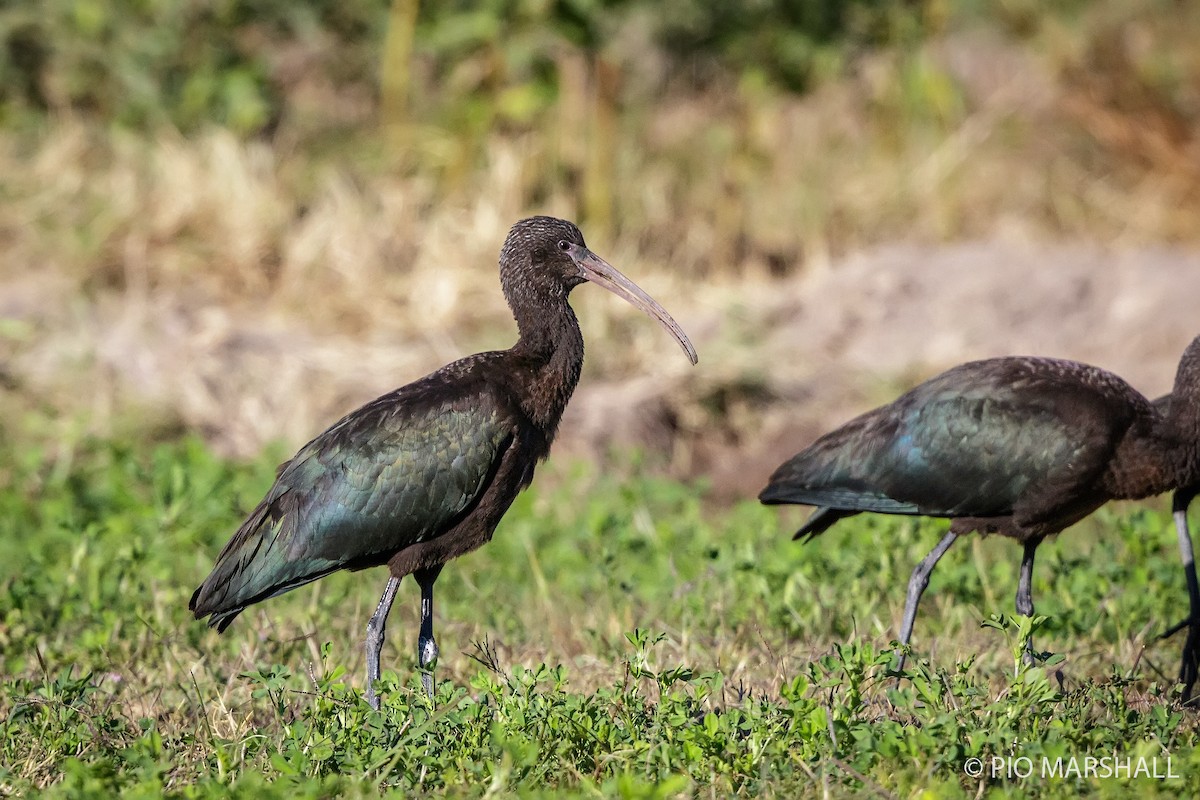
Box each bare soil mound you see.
[563,237,1200,499]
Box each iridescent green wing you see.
[191,394,514,625]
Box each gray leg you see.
[365,576,401,710]
[1174,490,1200,702]
[414,565,444,702]
[1016,537,1043,666]
[896,531,958,671]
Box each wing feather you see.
[760,357,1145,522]
[191,385,515,627]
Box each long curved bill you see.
[567,244,699,365]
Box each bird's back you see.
[190,354,525,631]
[761,356,1152,526]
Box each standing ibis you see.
[1152,393,1200,700]
[759,336,1200,695]
[191,217,698,708]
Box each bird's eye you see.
[557,240,570,252]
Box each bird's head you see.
[500,216,698,364]
[500,216,590,297]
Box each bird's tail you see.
[791,506,859,542]
[190,498,337,632]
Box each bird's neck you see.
[511,299,585,435]
[1166,337,1200,481]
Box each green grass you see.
[2,427,1200,797]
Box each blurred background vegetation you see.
[3,0,1196,257]
[0,0,941,134]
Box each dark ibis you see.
[190,217,698,708]
[1151,393,1200,701]
[759,337,1200,692]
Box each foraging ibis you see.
[760,337,1200,695]
[191,217,698,708]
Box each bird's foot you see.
[1152,615,1200,704]
[889,644,913,687]
[1179,623,1200,705]
[1021,641,1036,668]
[1158,616,1194,641]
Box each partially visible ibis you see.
[759,337,1200,697]
[191,217,698,708]
[1151,393,1200,700]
